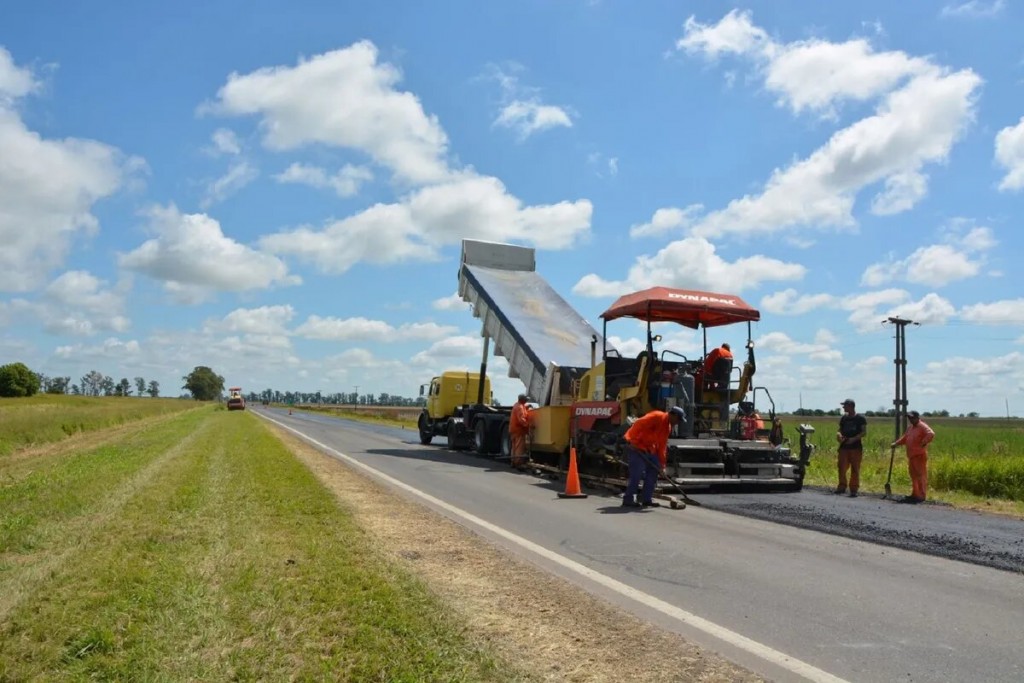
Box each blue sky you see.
[2,1,1023,416]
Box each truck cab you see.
[418,371,495,446]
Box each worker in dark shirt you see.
[836,398,867,497]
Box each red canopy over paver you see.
[601,287,760,328]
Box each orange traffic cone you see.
[557,446,588,499]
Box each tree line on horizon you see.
[0,362,160,398]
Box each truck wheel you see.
[418,412,433,445]
[474,420,491,455]
[500,423,511,458]
[447,421,463,451]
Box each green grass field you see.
[0,394,200,457]
[0,402,516,681]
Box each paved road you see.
[256,407,1024,683]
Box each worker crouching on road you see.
[510,394,533,470]
[892,410,935,504]
[621,406,685,509]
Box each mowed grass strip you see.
[0,410,508,682]
[0,394,199,457]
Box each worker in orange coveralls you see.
[891,410,935,504]
[700,343,733,389]
[509,393,533,470]
[621,406,685,509]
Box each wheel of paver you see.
[418,412,432,445]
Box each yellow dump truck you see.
[418,371,508,450]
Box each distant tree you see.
[116,378,132,396]
[182,366,224,401]
[100,375,116,396]
[146,380,160,398]
[45,376,70,394]
[71,383,81,395]
[0,362,41,397]
[80,370,105,397]
[135,376,146,396]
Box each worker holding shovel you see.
[891,410,935,504]
[621,406,685,508]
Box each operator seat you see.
[708,357,733,390]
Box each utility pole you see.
[884,316,918,440]
[354,385,359,410]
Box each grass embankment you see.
[0,407,512,681]
[0,394,198,457]
[793,415,1024,512]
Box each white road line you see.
[260,412,849,683]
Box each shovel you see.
[883,445,896,499]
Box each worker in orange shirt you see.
[701,342,733,389]
[891,410,935,504]
[621,406,685,508]
[510,393,533,470]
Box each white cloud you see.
[495,101,573,140]
[841,289,955,332]
[870,170,928,215]
[0,47,38,101]
[204,305,296,336]
[0,105,137,292]
[756,331,841,362]
[940,1,1005,18]
[860,226,995,287]
[261,173,592,274]
[994,116,1024,192]
[274,162,373,197]
[629,205,704,238]
[432,293,467,311]
[960,299,1024,325]
[294,315,456,342]
[119,204,299,302]
[55,337,141,360]
[675,11,981,239]
[207,128,241,156]
[486,63,574,141]
[572,236,804,297]
[410,335,484,364]
[200,160,258,208]
[36,270,131,336]
[760,289,836,315]
[206,41,450,185]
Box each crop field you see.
[0,400,513,681]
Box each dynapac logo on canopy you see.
[574,406,616,418]
[667,293,737,305]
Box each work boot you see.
[621,500,641,508]
[848,491,858,498]
[641,501,661,508]
[832,488,847,495]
